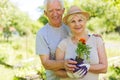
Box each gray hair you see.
[44,0,64,11]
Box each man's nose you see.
[52,10,58,16]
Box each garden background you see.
[0,0,120,80]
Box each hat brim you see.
[63,12,90,24]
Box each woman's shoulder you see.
[60,37,71,43]
[57,37,71,51]
[90,34,102,40]
[91,35,104,45]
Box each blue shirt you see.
[36,23,69,80]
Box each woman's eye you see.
[71,20,75,23]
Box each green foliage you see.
[0,0,120,80]
[38,15,48,25]
[0,36,46,80]
[0,0,41,37]
[107,65,120,80]
[37,66,46,80]
[12,42,22,50]
[79,0,120,33]
[106,48,120,58]
[38,0,120,34]
[31,21,43,34]
[0,66,14,80]
[61,0,120,34]
[13,76,26,80]
[0,33,119,80]
[103,32,120,41]
[102,33,120,58]
[87,17,107,34]
[76,39,91,60]
[0,43,9,63]
[0,52,7,62]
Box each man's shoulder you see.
[37,24,49,35]
[62,23,70,33]
[62,23,69,29]
[39,23,49,31]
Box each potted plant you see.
[75,38,91,64]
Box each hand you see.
[67,70,85,78]
[67,66,88,79]
[73,63,90,78]
[77,63,90,71]
[77,63,90,75]
[73,68,87,78]
[92,34,102,38]
[64,59,77,72]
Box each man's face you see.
[45,1,64,27]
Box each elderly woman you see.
[55,5,108,80]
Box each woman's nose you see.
[75,21,80,26]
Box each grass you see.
[99,33,120,80]
[0,65,14,80]
[105,40,120,58]
[102,33,120,58]
[0,33,120,80]
[0,35,44,80]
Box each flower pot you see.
[73,56,84,72]
[75,56,84,64]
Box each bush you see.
[107,65,120,80]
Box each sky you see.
[9,0,73,20]
[10,0,44,20]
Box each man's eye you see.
[78,19,82,22]
[48,10,53,13]
[56,9,61,11]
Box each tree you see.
[37,0,120,34]
[72,0,120,34]
[0,0,41,38]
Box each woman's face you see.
[68,14,86,34]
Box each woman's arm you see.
[55,40,77,77]
[89,37,108,73]
[55,48,68,78]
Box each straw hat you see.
[63,5,90,24]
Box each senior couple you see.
[36,0,108,80]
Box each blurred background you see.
[0,0,120,80]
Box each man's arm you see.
[40,54,64,71]
[40,54,77,71]
[54,69,68,78]
[52,47,77,77]
[36,32,64,70]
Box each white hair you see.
[44,0,64,11]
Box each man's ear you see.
[44,10,47,16]
[63,8,65,13]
